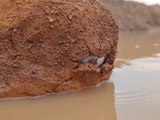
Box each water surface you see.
[0,83,116,120]
[113,30,160,120]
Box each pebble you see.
[13,28,18,32]
[69,15,72,19]
[49,25,54,29]
[48,17,54,23]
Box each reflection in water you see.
[0,83,116,120]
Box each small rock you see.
[69,15,72,19]
[48,17,54,23]
[13,28,17,32]
[49,25,54,29]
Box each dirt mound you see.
[0,0,118,98]
[101,0,160,31]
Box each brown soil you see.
[0,0,118,98]
[101,0,160,31]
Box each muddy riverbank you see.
[0,30,160,120]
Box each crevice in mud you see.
[54,77,73,92]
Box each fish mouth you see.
[80,56,107,67]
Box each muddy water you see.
[0,83,116,120]
[113,30,160,120]
[0,30,160,120]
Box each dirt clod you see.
[0,0,118,98]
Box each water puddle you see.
[112,56,160,120]
[0,83,116,120]
[0,30,160,120]
[113,30,160,120]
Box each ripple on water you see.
[111,55,160,120]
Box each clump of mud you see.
[0,0,118,98]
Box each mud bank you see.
[0,0,118,98]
